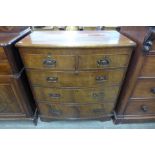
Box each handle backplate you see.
[97,57,110,67]
[49,93,61,99]
[96,76,107,82]
[92,92,104,99]
[46,77,58,83]
[43,56,56,67]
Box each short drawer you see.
[131,79,155,99]
[78,54,130,69]
[33,86,119,104]
[21,53,76,70]
[0,60,11,74]
[27,69,125,87]
[0,47,6,59]
[38,103,114,119]
[125,99,155,115]
[140,55,155,77]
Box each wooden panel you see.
[0,75,24,114]
[125,99,155,115]
[78,54,129,69]
[0,73,34,118]
[131,79,155,99]
[16,31,136,48]
[33,86,119,103]
[0,60,11,74]
[27,69,125,87]
[140,55,155,77]
[21,53,76,70]
[18,47,133,55]
[0,84,22,114]
[38,103,114,119]
[0,47,6,59]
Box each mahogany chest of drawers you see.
[0,27,36,123]
[16,30,135,121]
[114,26,155,123]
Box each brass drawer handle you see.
[92,92,104,99]
[49,93,61,99]
[92,109,104,113]
[141,105,148,112]
[46,77,58,83]
[96,76,107,82]
[43,57,56,67]
[49,108,62,116]
[150,88,155,94]
[97,58,110,67]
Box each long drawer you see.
[131,79,155,99]
[125,99,155,115]
[21,53,130,70]
[38,103,114,119]
[27,69,125,87]
[140,55,155,77]
[32,86,119,103]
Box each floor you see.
[0,119,155,129]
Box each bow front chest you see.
[16,31,135,121]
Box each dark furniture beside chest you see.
[0,27,37,124]
[114,26,155,123]
[16,30,135,122]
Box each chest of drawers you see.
[114,26,155,123]
[16,31,135,121]
[0,27,36,123]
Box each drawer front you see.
[140,55,155,77]
[27,69,125,87]
[38,103,114,119]
[78,54,129,69]
[0,60,11,74]
[33,86,119,103]
[21,54,76,70]
[125,99,155,115]
[0,47,6,59]
[131,79,155,99]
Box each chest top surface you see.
[16,30,135,48]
